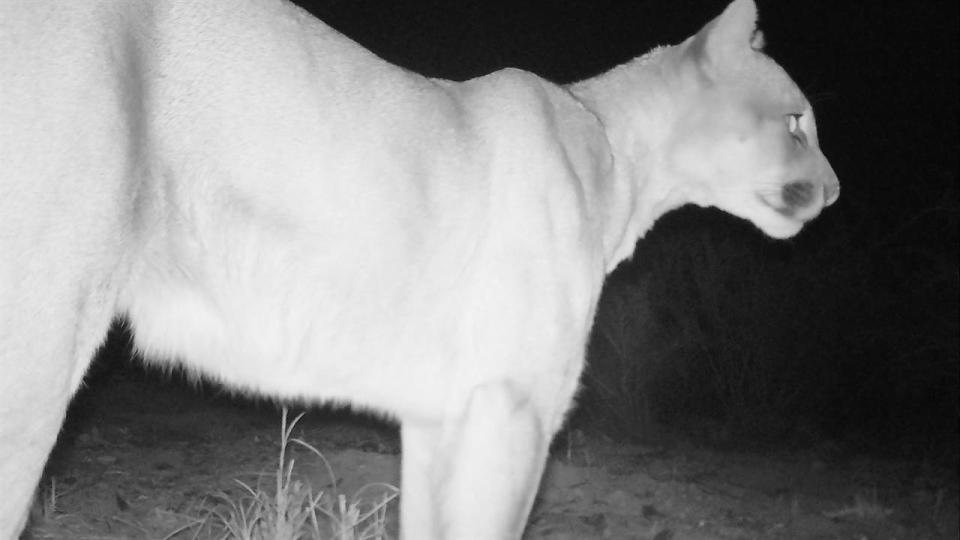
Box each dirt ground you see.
[23,363,958,540]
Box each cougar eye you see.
[786,113,806,147]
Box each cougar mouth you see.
[758,179,836,220]
[781,181,815,211]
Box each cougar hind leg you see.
[0,282,117,538]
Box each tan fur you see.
[0,0,837,537]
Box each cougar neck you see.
[568,43,693,271]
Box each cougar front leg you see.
[400,381,549,540]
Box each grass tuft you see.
[186,408,398,540]
[822,488,893,521]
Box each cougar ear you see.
[684,0,762,78]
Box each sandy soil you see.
[23,366,958,540]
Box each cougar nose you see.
[823,179,840,206]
